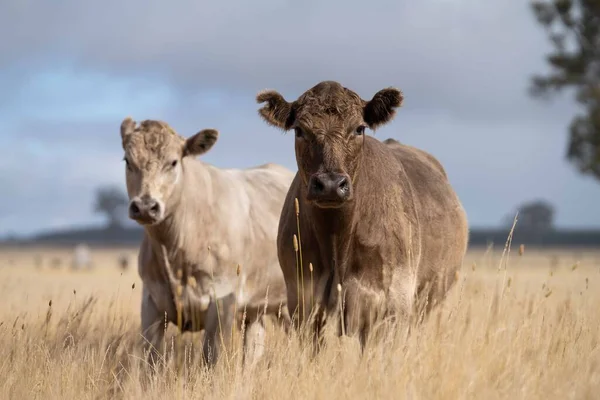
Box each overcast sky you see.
[1,0,599,236]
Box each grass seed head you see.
[293,235,299,252]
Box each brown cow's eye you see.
[294,127,304,138]
[355,126,366,136]
[171,160,178,168]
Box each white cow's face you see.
[119,118,219,225]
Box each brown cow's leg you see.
[285,285,301,331]
[307,301,328,358]
[415,265,459,325]
[201,293,236,367]
[340,280,384,351]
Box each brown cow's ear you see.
[363,88,404,130]
[184,129,219,157]
[256,89,295,130]
[120,117,136,148]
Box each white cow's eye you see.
[123,157,132,171]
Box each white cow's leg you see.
[242,315,267,368]
[140,285,166,370]
[201,292,236,366]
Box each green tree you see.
[517,200,555,234]
[530,0,600,180]
[93,185,128,229]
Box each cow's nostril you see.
[150,203,160,214]
[312,178,325,193]
[338,177,349,193]
[129,203,140,216]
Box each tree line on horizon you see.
[22,186,593,248]
[93,182,561,234]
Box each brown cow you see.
[256,81,469,350]
[120,118,294,368]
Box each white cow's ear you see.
[120,116,136,148]
[183,129,219,157]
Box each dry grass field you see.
[0,244,599,399]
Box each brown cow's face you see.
[256,81,403,209]
[120,118,218,225]
[292,110,366,208]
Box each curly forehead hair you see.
[256,80,403,132]
[294,81,364,120]
[121,118,185,155]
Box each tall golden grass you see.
[0,245,599,399]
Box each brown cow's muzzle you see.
[307,172,353,208]
[128,196,163,225]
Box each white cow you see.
[120,117,294,367]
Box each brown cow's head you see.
[120,118,218,225]
[256,81,403,208]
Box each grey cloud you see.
[0,0,575,123]
[0,153,118,236]
[0,120,127,235]
[13,120,121,149]
[1,0,599,234]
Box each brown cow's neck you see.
[304,166,365,290]
[301,138,390,291]
[309,203,357,236]
[311,204,356,292]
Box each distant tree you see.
[93,185,128,229]
[506,200,556,234]
[530,0,600,181]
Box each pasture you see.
[0,245,599,399]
